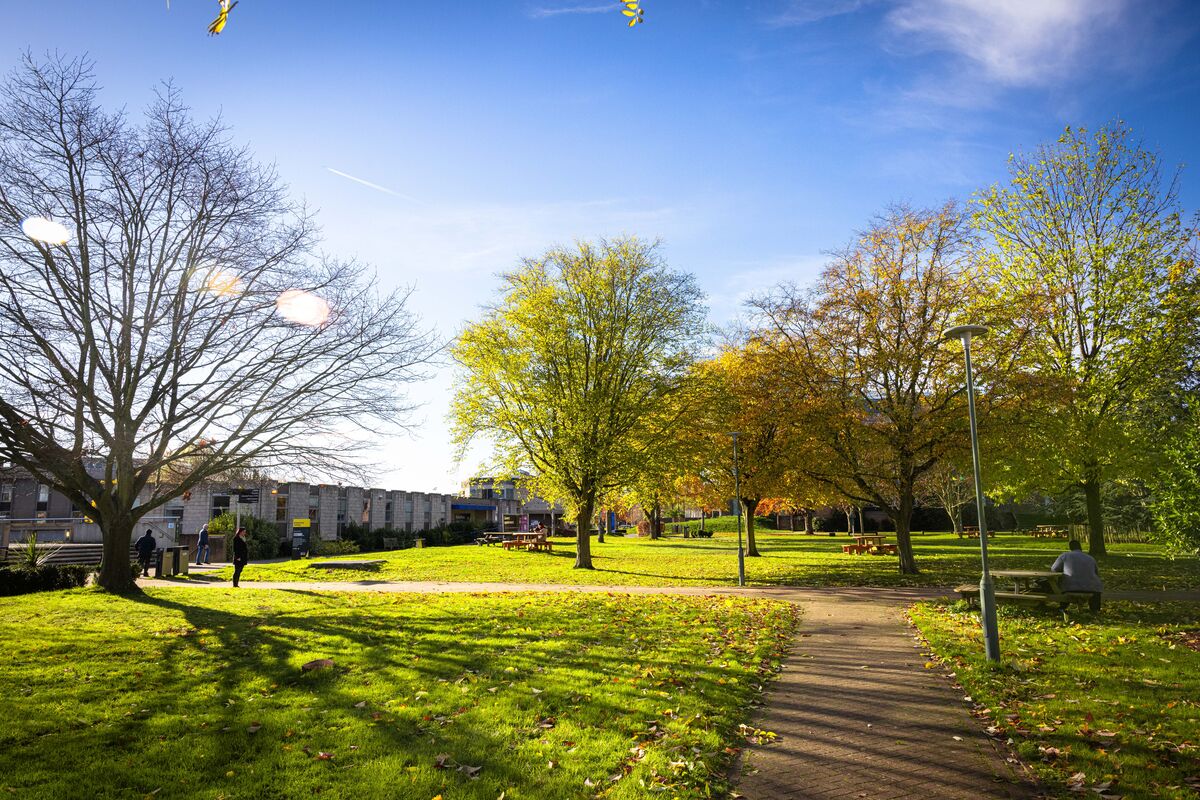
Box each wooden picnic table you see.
[843,535,897,556]
[502,532,554,552]
[1031,525,1069,539]
[956,569,1093,610]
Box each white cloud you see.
[528,3,614,19]
[770,0,881,27]
[886,0,1129,86]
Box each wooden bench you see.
[381,537,399,550]
[1031,525,1069,539]
[954,583,1096,608]
[842,543,897,555]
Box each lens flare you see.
[21,216,70,244]
[275,289,331,327]
[202,267,244,297]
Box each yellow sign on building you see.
[292,518,311,528]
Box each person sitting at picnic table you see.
[1051,540,1103,611]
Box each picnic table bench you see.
[1031,525,1069,539]
[501,532,553,552]
[842,535,897,556]
[475,534,506,546]
[955,570,1096,609]
[957,526,995,539]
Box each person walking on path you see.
[231,527,249,588]
[195,523,210,565]
[1052,539,1104,611]
[135,529,157,578]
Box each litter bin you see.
[414,538,424,549]
[154,546,188,578]
[292,532,310,559]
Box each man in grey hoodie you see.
[1051,540,1103,611]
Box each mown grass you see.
[909,600,1200,800]
[213,531,1198,591]
[0,588,797,800]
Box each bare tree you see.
[0,55,439,591]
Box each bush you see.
[207,512,280,560]
[0,563,89,596]
[311,538,360,556]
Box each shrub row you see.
[0,563,91,596]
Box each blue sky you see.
[4,1,1199,492]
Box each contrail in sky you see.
[325,167,417,202]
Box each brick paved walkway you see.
[733,590,1034,800]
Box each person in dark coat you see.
[231,527,249,588]
[135,530,157,577]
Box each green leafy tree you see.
[975,122,1200,556]
[1151,420,1200,554]
[450,238,708,569]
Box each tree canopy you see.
[450,237,708,569]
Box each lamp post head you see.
[942,324,989,343]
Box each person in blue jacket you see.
[195,524,210,565]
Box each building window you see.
[0,483,12,516]
[362,498,370,524]
[384,500,393,524]
[211,494,230,519]
[276,493,287,522]
[35,483,50,517]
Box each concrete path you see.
[141,576,1197,799]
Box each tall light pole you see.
[943,324,1000,662]
[729,431,746,587]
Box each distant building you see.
[459,475,565,530]
[0,464,455,545]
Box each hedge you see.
[0,563,91,596]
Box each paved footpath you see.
[144,576,1197,799]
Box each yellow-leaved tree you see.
[450,238,708,569]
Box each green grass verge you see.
[0,588,798,799]
[215,532,1198,591]
[909,600,1200,800]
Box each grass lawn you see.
[909,600,1200,800]
[0,588,797,800]
[214,531,1199,591]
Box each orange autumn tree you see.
[682,340,803,556]
[752,203,999,574]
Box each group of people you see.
[133,524,250,587]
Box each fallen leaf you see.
[246,723,262,734]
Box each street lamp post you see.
[943,324,1001,663]
[730,432,746,587]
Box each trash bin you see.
[414,538,424,549]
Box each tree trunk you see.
[740,497,761,556]
[96,516,139,593]
[857,506,865,535]
[844,509,854,534]
[650,500,661,540]
[1083,476,1107,556]
[596,509,605,544]
[951,507,963,535]
[789,512,796,532]
[893,494,919,574]
[575,497,595,569]
[804,509,813,534]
